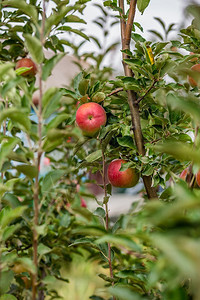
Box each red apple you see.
[180,168,188,181]
[188,64,200,87]
[108,159,139,188]
[76,102,107,137]
[16,58,37,77]
[196,170,200,187]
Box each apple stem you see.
[101,147,116,299]
[118,0,157,199]
[32,1,46,299]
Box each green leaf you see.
[0,137,19,170]
[45,6,75,36]
[0,62,14,79]
[0,295,18,300]
[137,0,150,14]
[0,184,10,199]
[142,165,154,176]
[42,89,63,119]
[151,234,198,279]
[42,87,59,108]
[85,150,102,163]
[15,257,36,275]
[69,237,96,247]
[46,128,78,141]
[57,26,90,41]
[93,207,106,218]
[24,34,44,64]
[109,286,145,300]
[2,224,20,241]
[38,243,52,256]
[4,178,20,190]
[42,53,65,81]
[96,234,141,251]
[65,15,86,24]
[72,225,106,236]
[60,212,71,228]
[2,0,38,23]
[0,108,31,132]
[0,271,14,295]
[92,92,105,103]
[15,165,37,179]
[117,136,135,149]
[167,92,200,124]
[15,67,32,76]
[42,170,65,195]
[0,206,27,228]
[46,113,69,131]
[78,79,90,96]
[73,72,83,95]
[154,141,200,166]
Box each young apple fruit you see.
[16,58,37,77]
[108,159,139,188]
[76,102,107,137]
[188,64,200,87]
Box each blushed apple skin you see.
[76,102,107,137]
[108,159,139,188]
[180,168,188,180]
[196,170,200,187]
[188,64,200,87]
[16,58,37,77]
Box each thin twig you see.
[107,87,123,97]
[150,131,170,144]
[136,79,158,104]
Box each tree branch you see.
[124,0,137,48]
[136,79,158,104]
[118,0,157,199]
[107,87,123,97]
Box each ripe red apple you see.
[180,168,188,181]
[196,170,200,187]
[108,159,139,188]
[188,64,200,87]
[76,102,107,137]
[16,58,37,77]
